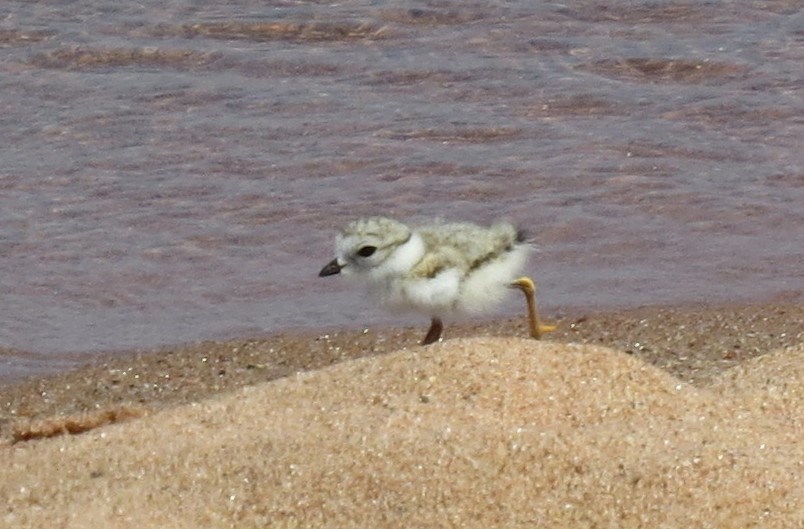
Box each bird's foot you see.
[510,276,555,340]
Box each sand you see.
[1,302,802,528]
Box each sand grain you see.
[2,333,801,528]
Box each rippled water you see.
[1,0,802,378]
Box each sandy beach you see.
[1,301,802,527]
[2,0,801,526]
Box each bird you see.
[318,216,555,345]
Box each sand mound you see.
[711,343,804,434]
[3,339,801,528]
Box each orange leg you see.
[509,277,556,339]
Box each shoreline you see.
[2,300,802,528]
[2,299,802,442]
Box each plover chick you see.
[319,216,555,345]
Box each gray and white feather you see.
[319,216,553,345]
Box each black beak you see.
[319,258,342,277]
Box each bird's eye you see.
[356,246,377,258]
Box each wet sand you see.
[1,302,802,527]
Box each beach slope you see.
[3,337,801,528]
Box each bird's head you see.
[319,217,412,278]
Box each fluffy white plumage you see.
[319,217,551,344]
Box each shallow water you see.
[1,0,802,378]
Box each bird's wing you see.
[416,222,518,274]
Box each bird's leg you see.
[509,277,556,339]
[422,317,443,345]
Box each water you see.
[1,0,802,379]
